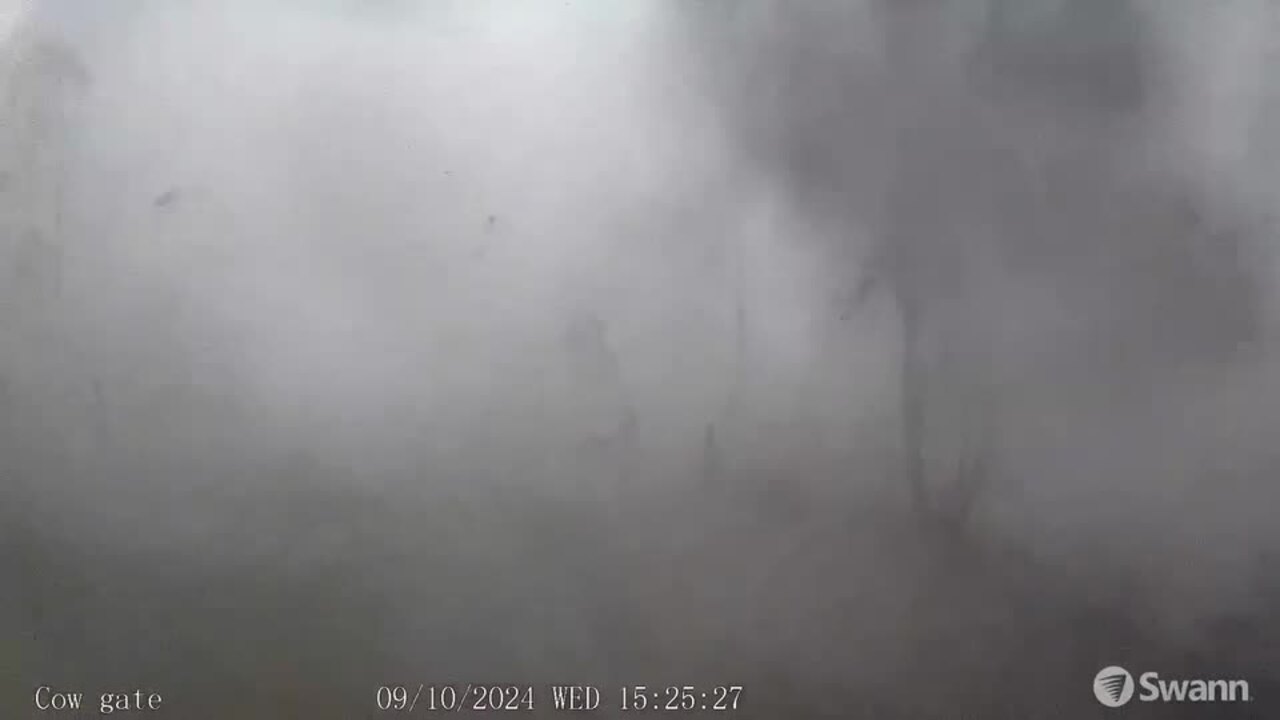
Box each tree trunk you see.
[897,286,929,519]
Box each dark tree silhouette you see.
[677,0,1264,531]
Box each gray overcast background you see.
[2,1,1279,718]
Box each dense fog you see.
[3,1,1279,717]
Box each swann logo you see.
[1094,666,1135,707]
[1093,665,1252,707]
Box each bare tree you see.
[676,1,1267,551]
[2,31,90,310]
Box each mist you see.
[3,1,1279,718]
